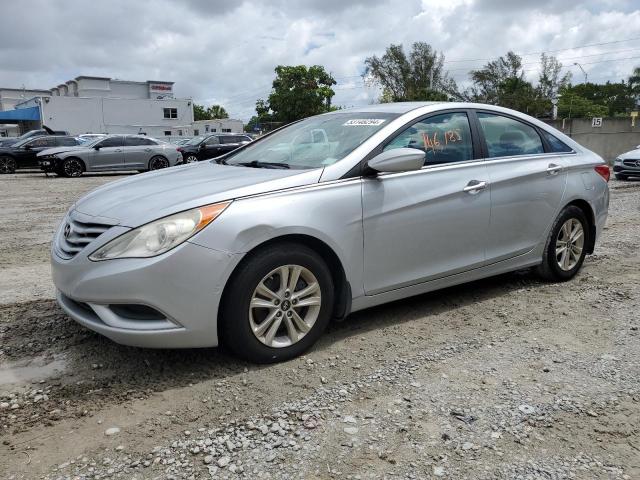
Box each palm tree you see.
[629,67,640,93]
[207,105,229,119]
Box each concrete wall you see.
[192,119,244,135]
[544,117,640,162]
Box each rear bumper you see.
[52,239,242,348]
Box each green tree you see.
[192,103,229,121]
[193,103,208,121]
[468,51,526,105]
[364,42,457,102]
[629,66,640,94]
[562,82,635,116]
[256,65,336,123]
[557,89,609,118]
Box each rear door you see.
[89,136,124,170]
[122,136,154,169]
[362,111,491,294]
[475,111,569,262]
[218,135,243,155]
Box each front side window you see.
[205,136,219,145]
[384,112,474,165]
[225,112,398,170]
[124,137,146,147]
[163,108,178,119]
[28,137,57,148]
[477,112,544,158]
[97,136,123,148]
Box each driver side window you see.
[384,112,474,165]
[97,137,123,148]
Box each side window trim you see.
[473,109,547,160]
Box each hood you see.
[619,148,640,160]
[37,146,86,156]
[73,161,323,227]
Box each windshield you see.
[224,112,398,169]
[186,136,207,146]
[13,137,37,148]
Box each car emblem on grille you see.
[635,159,640,167]
[63,223,72,239]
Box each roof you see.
[338,102,445,114]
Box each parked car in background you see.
[0,126,70,148]
[78,134,108,144]
[50,102,609,363]
[37,134,181,177]
[0,135,81,173]
[177,133,252,163]
[613,145,640,180]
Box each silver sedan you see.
[50,102,609,362]
[37,134,181,177]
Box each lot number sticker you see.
[344,119,386,126]
[591,117,603,128]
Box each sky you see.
[1,0,639,121]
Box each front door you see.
[474,111,568,262]
[362,111,491,295]
[199,136,223,160]
[90,136,124,170]
[20,136,59,167]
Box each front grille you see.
[57,216,111,258]
[622,159,640,168]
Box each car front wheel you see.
[537,206,589,282]
[221,243,335,363]
[184,154,198,164]
[0,155,16,174]
[614,173,628,181]
[59,158,84,177]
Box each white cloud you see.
[0,0,638,120]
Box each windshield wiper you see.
[236,160,290,169]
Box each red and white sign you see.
[149,84,172,92]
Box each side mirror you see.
[367,148,425,174]
[24,145,33,150]
[93,145,101,150]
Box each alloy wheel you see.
[185,155,198,164]
[555,218,584,271]
[149,156,169,170]
[63,159,83,177]
[0,156,15,174]
[249,265,321,348]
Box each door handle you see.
[546,163,563,175]
[463,180,488,194]
[114,149,122,153]
[144,148,152,152]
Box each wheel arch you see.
[221,233,352,323]
[564,198,596,254]
[62,155,87,170]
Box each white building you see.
[0,87,51,137]
[191,118,244,136]
[1,76,194,138]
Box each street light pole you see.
[574,62,588,84]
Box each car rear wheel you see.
[60,158,84,177]
[537,206,589,282]
[184,154,198,164]
[0,156,16,174]
[149,156,169,170]
[221,243,334,363]
[614,173,628,181]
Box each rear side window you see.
[58,137,79,146]
[29,137,57,147]
[541,130,573,153]
[124,137,156,146]
[384,112,474,165]
[98,137,124,148]
[477,112,544,158]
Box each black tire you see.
[536,206,589,282]
[149,155,169,170]
[184,154,199,164]
[220,243,335,363]
[0,155,16,174]
[614,173,628,181]
[60,157,84,177]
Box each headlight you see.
[614,157,622,164]
[89,201,231,261]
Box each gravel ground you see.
[0,171,639,479]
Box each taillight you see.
[177,147,183,152]
[594,164,610,182]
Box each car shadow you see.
[2,268,546,395]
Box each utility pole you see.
[574,63,588,84]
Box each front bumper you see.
[52,228,242,348]
[613,160,640,176]
[38,157,59,171]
